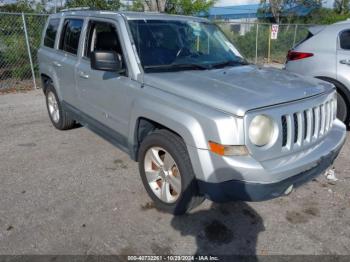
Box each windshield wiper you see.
[211,59,249,69]
[144,63,209,72]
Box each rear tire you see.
[138,129,204,215]
[45,83,75,130]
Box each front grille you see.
[303,111,308,140]
[293,113,298,143]
[281,97,336,150]
[282,116,287,147]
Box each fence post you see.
[267,25,271,64]
[21,12,37,90]
[255,23,259,64]
[292,24,298,48]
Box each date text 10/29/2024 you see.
[127,255,220,261]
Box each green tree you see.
[334,0,349,14]
[166,0,215,15]
[0,0,35,12]
[142,0,167,12]
[128,0,145,11]
[260,0,285,23]
[0,0,48,12]
[307,7,350,23]
[66,0,122,10]
[259,0,322,23]
[130,0,215,15]
[0,0,49,83]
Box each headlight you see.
[249,115,275,146]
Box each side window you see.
[59,18,84,55]
[340,30,350,50]
[84,20,125,70]
[44,18,60,48]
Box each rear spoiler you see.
[308,25,326,35]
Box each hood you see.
[143,65,333,116]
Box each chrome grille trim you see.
[320,104,325,136]
[281,97,336,152]
[314,106,320,139]
[305,109,312,143]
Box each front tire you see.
[337,92,349,126]
[138,129,204,215]
[45,83,75,130]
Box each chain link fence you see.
[0,12,315,91]
[0,12,48,90]
[217,21,312,65]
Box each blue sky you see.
[216,0,334,8]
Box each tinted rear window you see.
[44,18,60,48]
[59,18,84,55]
[340,30,350,50]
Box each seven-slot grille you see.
[281,98,337,150]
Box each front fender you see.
[128,98,207,150]
[128,96,244,181]
[127,91,245,156]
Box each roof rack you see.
[60,7,91,12]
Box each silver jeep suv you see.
[38,10,346,214]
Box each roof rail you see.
[60,7,91,12]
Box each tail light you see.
[286,50,313,62]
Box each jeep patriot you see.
[38,10,347,214]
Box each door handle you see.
[52,61,62,67]
[340,59,350,65]
[79,71,89,79]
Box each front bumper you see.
[189,119,346,202]
[198,146,341,202]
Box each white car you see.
[285,19,350,126]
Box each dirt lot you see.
[0,90,350,256]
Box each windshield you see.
[128,19,248,73]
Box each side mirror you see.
[91,51,123,72]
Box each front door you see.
[75,19,139,147]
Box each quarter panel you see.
[38,48,64,100]
[286,24,338,78]
[286,51,337,79]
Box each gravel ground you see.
[0,90,349,256]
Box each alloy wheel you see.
[144,147,182,203]
[47,91,60,123]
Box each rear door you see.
[337,29,350,85]
[55,18,84,106]
[38,17,61,90]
